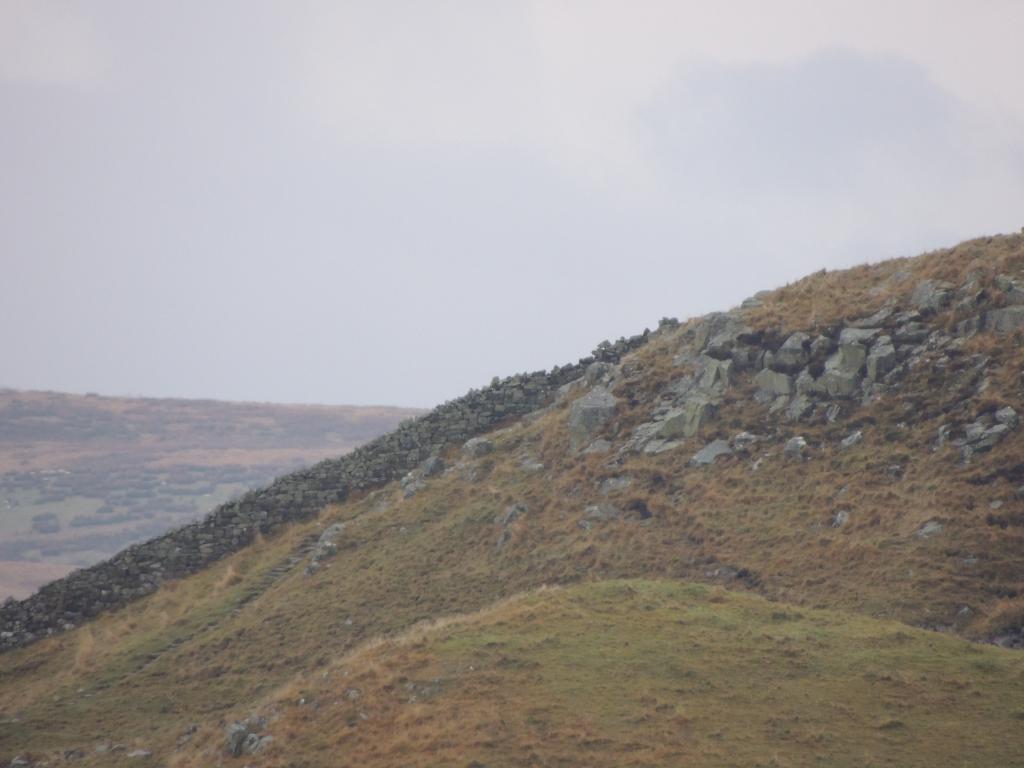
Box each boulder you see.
[658,398,717,440]
[786,394,815,422]
[462,437,494,458]
[696,355,734,392]
[915,520,944,539]
[866,338,897,381]
[840,430,863,449]
[839,327,882,345]
[784,436,807,460]
[822,343,866,397]
[568,387,618,450]
[753,368,794,400]
[995,274,1024,304]
[996,406,1019,429]
[420,455,445,478]
[689,439,733,467]
[910,279,953,312]
[772,332,811,373]
[985,306,1024,334]
[850,306,894,328]
[893,321,930,344]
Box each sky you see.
[1,1,1023,408]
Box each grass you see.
[1,232,1023,765]
[179,579,1024,767]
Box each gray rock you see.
[420,455,445,477]
[822,343,866,397]
[785,394,815,422]
[784,436,807,460]
[462,437,494,458]
[583,503,621,521]
[850,306,894,328]
[795,368,826,396]
[305,523,345,575]
[127,750,153,759]
[910,279,953,312]
[915,520,944,539]
[772,332,811,373]
[985,306,1024,334]
[840,430,863,449]
[995,274,1024,304]
[995,406,1019,429]
[689,439,733,466]
[866,339,896,381]
[753,368,794,399]
[809,335,836,363]
[599,476,632,494]
[839,327,882,345]
[831,510,849,528]
[584,361,618,386]
[696,355,734,392]
[659,398,717,440]
[567,387,618,450]
[893,321,930,344]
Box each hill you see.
[0,391,422,598]
[1,232,1023,766]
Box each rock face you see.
[0,331,651,653]
[985,306,1024,334]
[568,387,619,450]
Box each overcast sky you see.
[2,1,1023,407]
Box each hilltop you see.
[1,232,1023,766]
[0,391,422,598]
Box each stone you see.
[893,321,930,344]
[753,368,794,399]
[772,332,811,373]
[995,274,1024,304]
[305,523,345,575]
[689,439,733,466]
[784,436,807,460]
[659,398,717,440]
[582,439,612,455]
[985,306,1024,334]
[850,306,894,328]
[831,510,849,528]
[822,343,866,397]
[696,355,734,392]
[420,455,445,477]
[583,503,621,521]
[127,750,153,759]
[915,520,944,539]
[584,361,618,386]
[462,437,494,458]
[910,279,953,312]
[795,368,826,396]
[839,327,882,345]
[840,430,863,449]
[567,387,618,450]
[866,338,897,381]
[995,406,1019,429]
[786,394,815,422]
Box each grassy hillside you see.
[0,391,422,597]
[1,233,1023,765]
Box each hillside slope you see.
[0,391,422,598]
[2,232,1024,766]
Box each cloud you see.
[0,1,110,87]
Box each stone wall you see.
[0,332,650,652]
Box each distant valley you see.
[0,391,422,598]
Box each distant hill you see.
[0,391,423,598]
[2,233,1023,766]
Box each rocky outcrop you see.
[568,387,619,450]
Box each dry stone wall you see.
[0,333,649,652]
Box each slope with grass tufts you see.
[2,233,1024,766]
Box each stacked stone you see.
[0,331,649,652]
